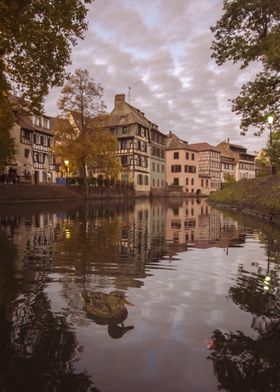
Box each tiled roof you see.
[188,142,221,153]
[166,133,187,150]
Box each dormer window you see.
[32,116,50,129]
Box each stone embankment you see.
[208,175,280,226]
[0,184,134,203]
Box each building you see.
[107,94,166,196]
[217,140,255,181]
[218,149,237,185]
[8,103,56,184]
[165,132,202,195]
[188,142,221,193]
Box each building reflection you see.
[165,198,246,255]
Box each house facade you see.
[188,142,221,193]
[9,111,56,184]
[218,140,255,181]
[165,132,202,195]
[108,94,166,196]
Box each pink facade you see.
[165,133,211,196]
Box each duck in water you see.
[81,290,134,338]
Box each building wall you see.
[166,148,207,195]
[150,129,166,194]
[197,150,221,193]
[9,117,56,184]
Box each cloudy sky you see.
[46,0,267,152]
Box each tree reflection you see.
[208,234,280,392]
[0,223,99,392]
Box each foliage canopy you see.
[0,0,93,113]
[211,0,280,135]
[55,69,120,184]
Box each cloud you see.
[45,0,267,153]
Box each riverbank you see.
[208,175,280,226]
[0,184,134,203]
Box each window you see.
[201,179,204,187]
[122,126,128,134]
[171,220,181,229]
[152,162,155,171]
[161,164,164,172]
[191,178,194,185]
[173,178,179,185]
[121,156,128,166]
[185,165,196,173]
[157,163,160,172]
[137,174,143,185]
[171,165,181,172]
[186,178,189,185]
[38,153,44,163]
[120,140,128,150]
[173,151,179,159]
[186,152,189,159]
[136,140,141,150]
[137,125,141,136]
[191,153,195,160]
[144,176,149,185]
[24,149,30,158]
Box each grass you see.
[208,175,280,217]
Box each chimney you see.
[115,94,125,110]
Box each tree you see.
[266,129,280,172]
[0,96,15,171]
[0,0,93,169]
[55,69,120,190]
[211,0,280,136]
[0,0,93,113]
[223,173,236,185]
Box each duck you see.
[81,290,133,325]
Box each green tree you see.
[0,96,14,171]
[0,0,93,168]
[223,173,236,185]
[211,0,280,136]
[55,69,120,191]
[0,0,93,113]
[266,129,280,172]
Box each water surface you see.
[0,199,280,392]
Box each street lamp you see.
[64,159,70,183]
[268,115,274,144]
[267,115,276,175]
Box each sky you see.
[46,0,267,153]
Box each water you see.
[0,198,280,392]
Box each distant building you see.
[107,94,166,196]
[8,100,56,184]
[218,149,237,185]
[165,132,204,196]
[217,140,255,181]
[188,142,221,193]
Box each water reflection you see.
[207,217,280,392]
[0,199,280,391]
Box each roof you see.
[109,95,159,130]
[188,142,221,153]
[9,94,53,135]
[166,133,188,150]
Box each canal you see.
[0,198,280,392]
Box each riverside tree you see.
[0,99,14,171]
[0,0,93,166]
[211,0,280,136]
[55,69,120,190]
